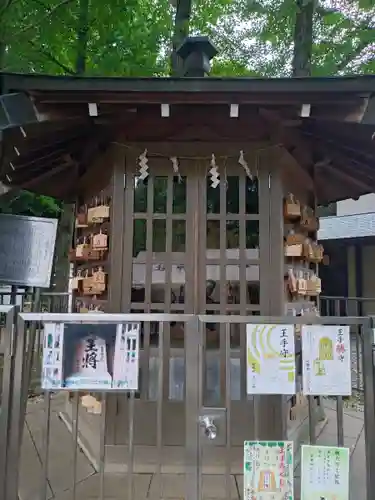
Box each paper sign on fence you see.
[301,445,349,500]
[246,324,296,394]
[244,440,294,500]
[302,325,351,396]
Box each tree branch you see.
[0,0,15,16]
[334,38,373,73]
[14,0,75,36]
[28,39,75,74]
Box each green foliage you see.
[0,0,372,219]
[0,0,373,79]
[0,191,61,218]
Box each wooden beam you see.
[117,140,277,158]
[78,147,113,198]
[317,162,372,192]
[17,159,72,190]
[259,107,315,181]
[360,96,375,125]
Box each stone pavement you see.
[293,398,366,500]
[17,395,366,499]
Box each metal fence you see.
[0,290,70,399]
[320,295,375,318]
[1,312,374,500]
[0,290,70,314]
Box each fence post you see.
[363,317,375,499]
[185,316,200,500]
[6,315,27,500]
[0,306,17,500]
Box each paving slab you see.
[19,396,95,499]
[19,396,367,499]
[19,421,53,500]
[53,473,152,500]
[350,429,366,500]
[148,473,238,499]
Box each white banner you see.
[302,325,352,396]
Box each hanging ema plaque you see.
[0,214,57,288]
[41,322,140,391]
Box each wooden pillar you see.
[105,144,126,445]
[256,159,287,439]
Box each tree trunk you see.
[171,0,192,76]
[53,0,90,298]
[52,204,74,301]
[75,0,90,75]
[292,0,314,77]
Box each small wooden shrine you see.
[0,37,374,471]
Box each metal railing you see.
[320,295,375,318]
[0,290,70,314]
[0,290,71,398]
[1,312,374,500]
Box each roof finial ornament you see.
[177,36,218,77]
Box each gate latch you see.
[199,416,217,440]
[198,408,226,445]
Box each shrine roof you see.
[1,71,375,95]
[0,71,374,205]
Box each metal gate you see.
[2,311,375,499]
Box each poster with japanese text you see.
[246,324,296,394]
[301,445,349,500]
[244,441,294,500]
[41,322,139,391]
[302,325,351,396]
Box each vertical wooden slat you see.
[114,154,135,445]
[225,323,232,500]
[268,162,285,317]
[120,154,135,311]
[262,160,287,440]
[219,169,227,404]
[108,145,126,312]
[127,392,135,500]
[198,168,208,403]
[255,159,271,440]
[106,145,126,445]
[185,165,198,313]
[258,159,270,316]
[163,175,173,396]
[185,164,200,498]
[140,177,154,399]
[239,171,247,400]
[198,166,207,313]
[156,323,164,499]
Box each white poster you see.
[302,325,352,396]
[246,324,296,395]
[301,445,350,500]
[41,322,140,391]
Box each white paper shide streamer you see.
[170,156,182,183]
[138,149,149,180]
[238,150,252,179]
[209,153,220,188]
